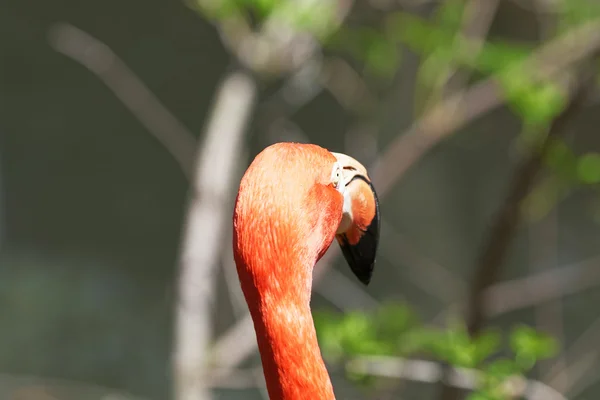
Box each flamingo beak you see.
[331,152,380,285]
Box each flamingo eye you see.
[331,162,344,193]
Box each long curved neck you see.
[238,256,336,400]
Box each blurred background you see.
[3,0,600,399]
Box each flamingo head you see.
[233,142,380,290]
[330,151,380,285]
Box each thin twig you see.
[205,367,265,389]
[563,354,600,399]
[317,267,380,310]
[258,58,325,123]
[426,0,500,106]
[346,355,568,400]
[214,0,356,74]
[544,310,600,390]
[380,219,466,303]
[321,57,379,113]
[552,351,598,397]
[484,254,600,317]
[0,373,149,400]
[448,0,500,90]
[431,252,600,331]
[47,23,197,179]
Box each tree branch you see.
[47,23,197,179]
[434,0,501,102]
[437,68,596,400]
[544,300,600,393]
[468,83,588,336]
[484,254,600,317]
[204,354,568,400]
[173,71,256,400]
[346,355,568,400]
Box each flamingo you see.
[233,142,380,399]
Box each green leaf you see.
[399,327,440,354]
[510,325,558,369]
[387,12,452,54]
[498,65,567,126]
[448,325,477,367]
[472,330,501,365]
[374,302,417,341]
[477,359,523,400]
[317,305,558,394]
[314,311,345,361]
[346,368,377,388]
[466,392,501,400]
[327,27,400,77]
[365,39,400,78]
[413,49,454,115]
[558,0,600,32]
[435,0,465,30]
[315,310,395,360]
[474,40,531,74]
[278,1,336,38]
[484,358,520,379]
[532,83,567,121]
[253,0,279,15]
[427,323,480,368]
[577,153,600,184]
[545,139,578,178]
[194,0,245,20]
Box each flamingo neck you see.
[240,261,336,400]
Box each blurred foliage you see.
[523,139,600,222]
[559,0,600,32]
[315,304,558,399]
[190,0,600,128]
[189,0,339,39]
[192,0,595,126]
[191,0,596,397]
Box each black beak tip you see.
[356,264,374,286]
[337,181,380,285]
